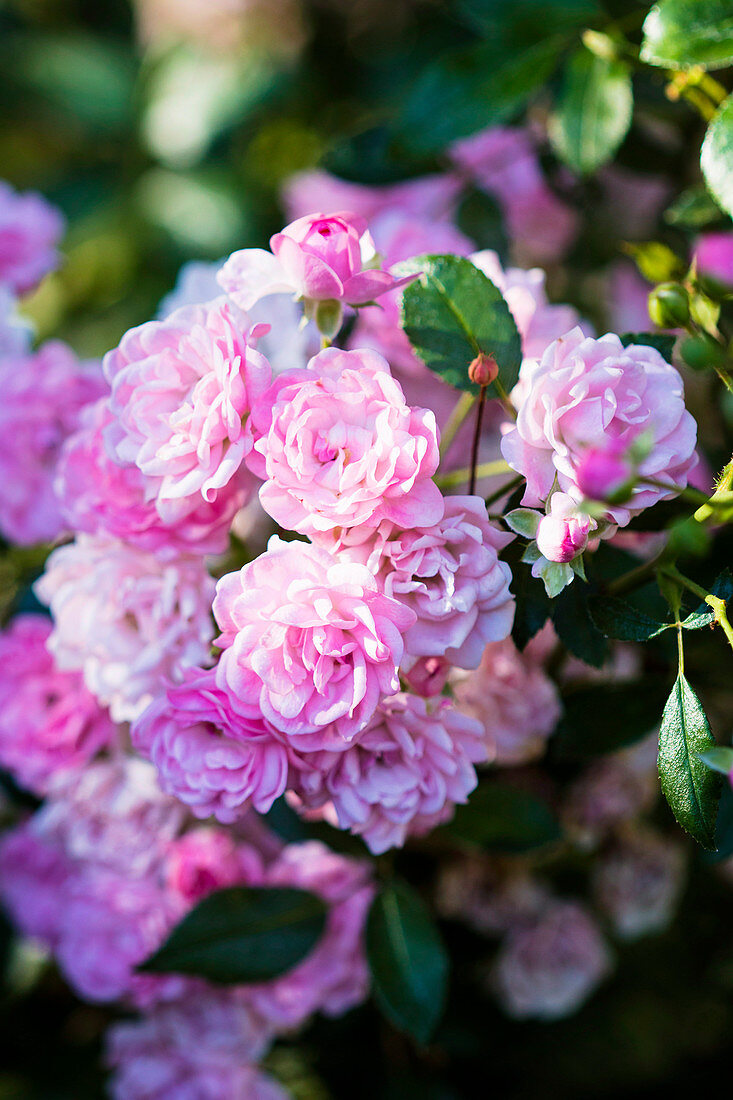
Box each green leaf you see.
[554,682,668,759]
[552,580,608,667]
[550,48,633,174]
[457,0,601,47]
[699,746,733,774]
[367,880,448,1045]
[658,674,722,849]
[623,240,685,283]
[590,596,672,641]
[139,886,327,984]
[504,508,541,539]
[446,783,562,852]
[620,332,677,360]
[665,185,724,229]
[396,38,560,156]
[702,94,733,219]
[641,0,733,70]
[399,255,522,396]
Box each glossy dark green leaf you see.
[552,581,608,668]
[590,596,671,641]
[447,783,562,852]
[139,886,326,983]
[658,674,722,850]
[620,332,677,360]
[396,38,560,156]
[367,880,449,1045]
[702,95,733,219]
[641,0,733,70]
[399,255,522,396]
[550,48,633,174]
[554,682,668,759]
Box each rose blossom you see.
[0,285,32,355]
[56,398,240,558]
[377,495,515,669]
[283,169,463,225]
[293,694,487,854]
[0,822,72,946]
[245,841,374,1028]
[591,828,686,941]
[695,231,733,287]
[164,828,262,904]
[501,328,698,526]
[0,341,106,545]
[575,437,635,503]
[562,734,659,848]
[105,996,283,1100]
[213,536,415,741]
[104,300,270,524]
[247,347,442,536]
[535,493,592,563]
[35,534,216,722]
[218,212,414,312]
[0,179,64,295]
[132,666,289,823]
[0,614,116,795]
[451,636,562,766]
[492,900,612,1020]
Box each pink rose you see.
[0,615,116,795]
[501,328,698,526]
[451,636,562,766]
[35,535,216,722]
[535,493,591,563]
[104,301,270,524]
[575,437,635,503]
[105,996,281,1100]
[56,398,240,559]
[247,347,443,536]
[283,169,463,225]
[218,212,414,312]
[0,179,64,295]
[213,536,416,741]
[132,667,290,823]
[293,694,487,854]
[0,341,106,545]
[493,900,611,1020]
[378,495,515,669]
[592,827,686,941]
[0,823,72,946]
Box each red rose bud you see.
[469,353,499,388]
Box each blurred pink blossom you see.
[0,180,64,295]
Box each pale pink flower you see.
[0,341,106,545]
[247,347,442,536]
[56,398,239,558]
[695,231,733,286]
[452,636,561,766]
[164,828,263,904]
[605,260,653,333]
[575,437,635,503]
[449,127,577,263]
[293,694,487,854]
[592,828,686,941]
[436,855,549,935]
[535,493,591,563]
[562,735,659,848]
[105,996,282,1100]
[492,900,611,1020]
[132,667,289,823]
[104,301,270,524]
[501,328,698,526]
[213,537,415,741]
[37,758,186,879]
[35,535,215,722]
[0,615,116,795]
[245,841,374,1028]
[378,495,514,669]
[0,180,64,295]
[218,212,413,311]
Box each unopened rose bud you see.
[648,283,690,329]
[402,655,450,697]
[536,494,590,564]
[576,440,635,504]
[469,353,499,388]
